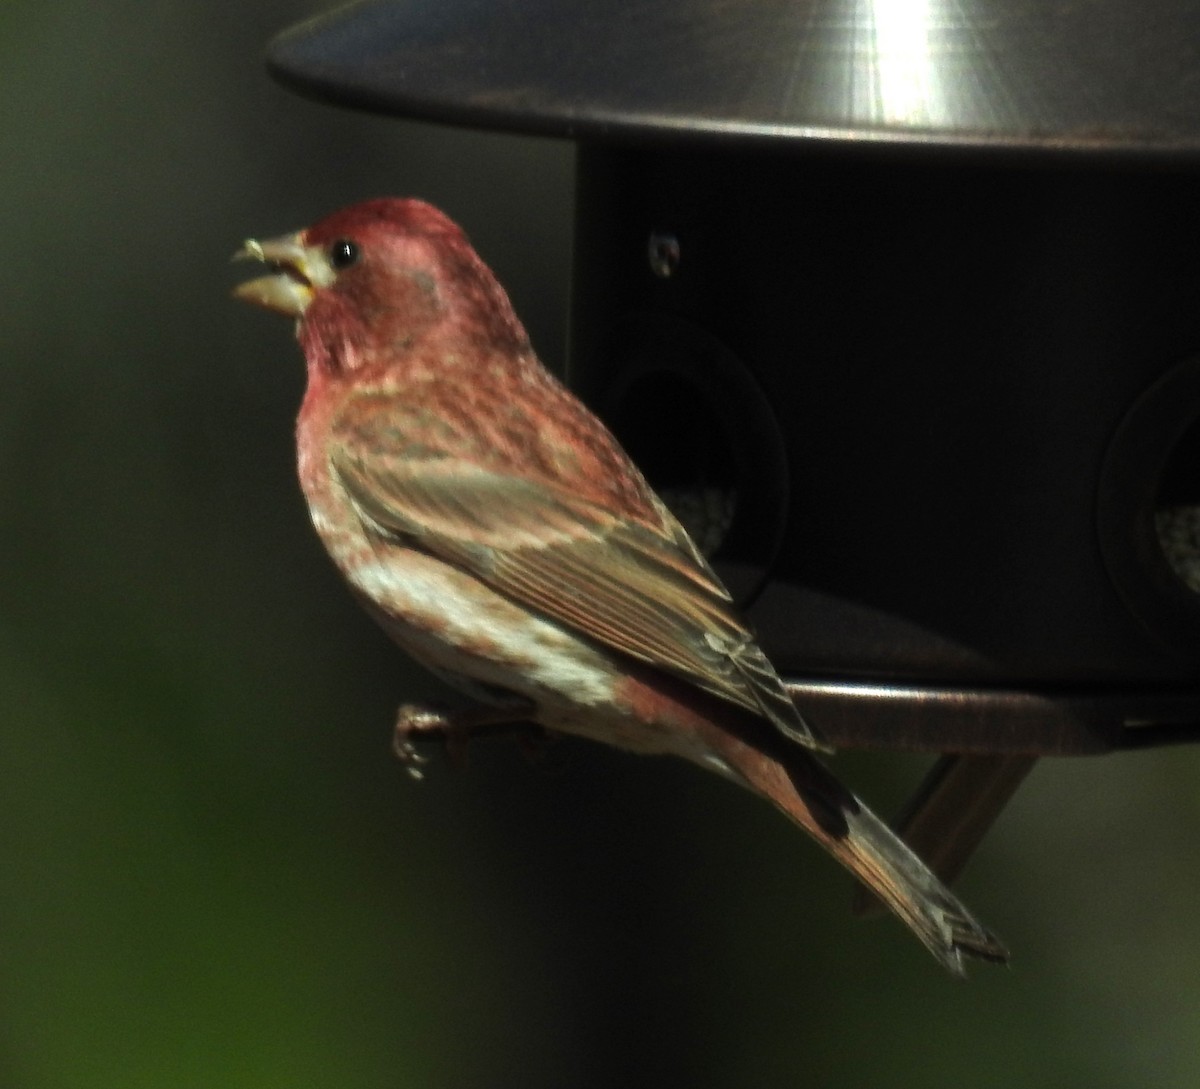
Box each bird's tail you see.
[704,723,1009,974]
[852,753,1036,918]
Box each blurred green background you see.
[4,2,1200,1086]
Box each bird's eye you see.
[330,239,359,269]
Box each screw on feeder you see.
[647,231,680,278]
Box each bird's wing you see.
[329,421,822,750]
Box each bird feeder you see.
[262,0,1200,822]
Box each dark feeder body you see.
[266,1,1200,782]
[571,148,1200,754]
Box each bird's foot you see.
[392,704,450,780]
[392,700,545,779]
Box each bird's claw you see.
[392,703,452,780]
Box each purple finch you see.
[233,198,1006,974]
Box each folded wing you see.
[331,401,823,750]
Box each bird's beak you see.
[232,232,327,317]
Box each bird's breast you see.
[301,457,620,704]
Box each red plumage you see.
[234,197,1006,974]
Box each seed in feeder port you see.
[1155,505,1200,594]
[658,484,736,557]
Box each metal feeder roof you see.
[269,0,1200,156]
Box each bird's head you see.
[233,198,528,378]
